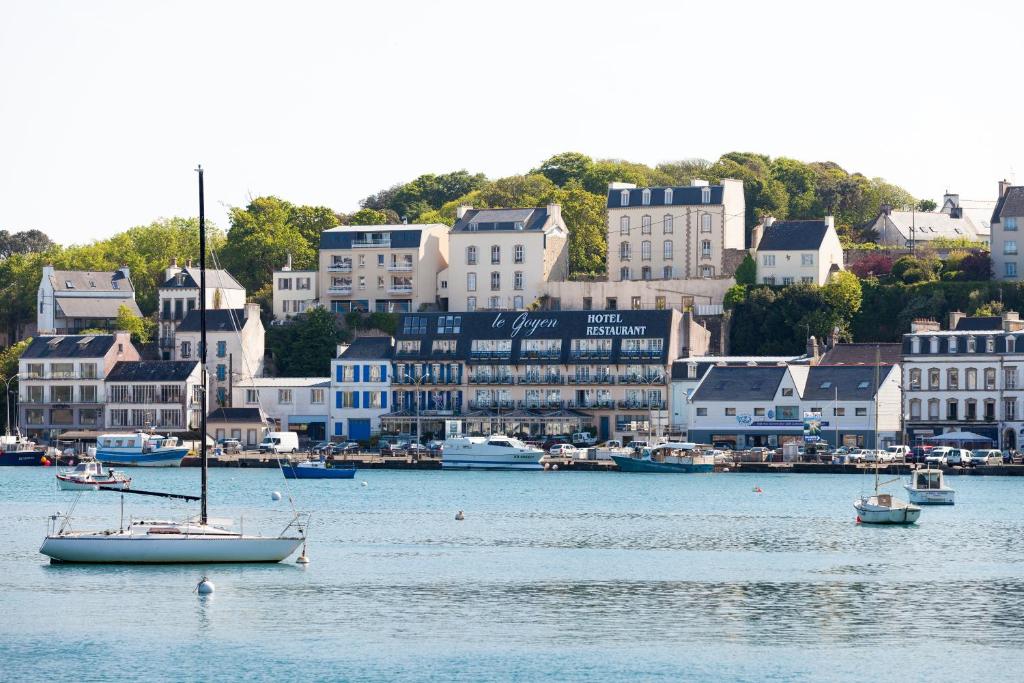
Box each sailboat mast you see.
[874,345,880,492]
[197,165,208,526]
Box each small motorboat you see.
[611,442,715,473]
[904,468,955,505]
[854,492,922,524]
[281,458,357,479]
[56,461,132,491]
[0,433,44,466]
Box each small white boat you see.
[441,434,546,470]
[854,492,922,524]
[56,461,132,491]
[904,468,955,505]
[95,431,189,467]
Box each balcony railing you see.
[617,399,666,409]
[519,351,562,361]
[518,375,563,385]
[328,284,353,294]
[328,262,353,272]
[388,285,414,294]
[470,351,512,360]
[517,400,565,410]
[567,399,615,410]
[387,263,414,272]
[617,375,665,384]
[619,350,663,360]
[352,239,390,248]
[468,400,515,410]
[468,375,515,385]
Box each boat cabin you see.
[912,469,945,490]
[98,432,181,452]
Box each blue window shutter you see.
[381,392,388,409]
[380,364,387,382]
[363,365,371,382]
[363,391,370,408]
[335,391,342,409]
[336,365,343,382]
[353,365,360,382]
[353,392,360,409]
[334,422,343,436]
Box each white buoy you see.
[552,464,559,471]
[723,467,730,472]
[296,543,310,564]
[361,481,368,487]
[195,577,215,594]
[455,510,465,521]
[271,491,282,501]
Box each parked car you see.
[426,440,445,451]
[908,446,932,463]
[847,448,867,463]
[862,449,893,463]
[925,447,953,466]
[542,436,571,452]
[712,441,735,451]
[258,431,299,454]
[970,449,1003,466]
[310,441,332,455]
[220,439,242,455]
[548,443,579,457]
[886,445,911,461]
[572,432,597,447]
[944,448,972,466]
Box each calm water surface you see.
[2,467,1024,682]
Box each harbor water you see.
[2,467,1024,682]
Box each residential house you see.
[605,179,746,283]
[207,407,268,447]
[319,224,449,314]
[870,193,984,248]
[104,360,203,433]
[18,332,139,441]
[440,205,569,312]
[330,337,393,441]
[173,303,265,405]
[37,266,141,335]
[991,181,1024,280]
[233,377,330,443]
[156,259,246,357]
[752,217,844,286]
[272,255,318,320]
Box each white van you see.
[572,432,597,447]
[258,431,299,454]
[886,445,910,460]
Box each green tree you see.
[917,199,938,212]
[0,337,31,433]
[734,254,757,285]
[115,304,154,345]
[0,229,54,257]
[723,284,747,310]
[552,180,606,275]
[220,197,317,293]
[348,208,390,225]
[534,152,594,187]
[267,307,346,377]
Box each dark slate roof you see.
[818,343,903,365]
[49,269,134,293]
[671,358,790,380]
[901,331,1012,355]
[801,365,892,400]
[394,310,675,365]
[340,336,394,360]
[207,407,264,422]
[690,366,787,401]
[606,185,724,209]
[22,335,117,359]
[319,227,424,249]
[160,267,243,290]
[55,297,142,319]
[992,186,1024,224]
[177,309,249,332]
[106,360,199,382]
[757,220,830,251]
[954,316,1001,332]
[451,207,551,233]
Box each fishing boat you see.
[281,458,357,479]
[904,468,955,505]
[39,167,306,564]
[441,434,545,470]
[0,433,44,466]
[853,347,921,525]
[95,431,189,467]
[56,461,131,491]
[611,442,715,473]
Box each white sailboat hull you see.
[905,485,956,505]
[854,496,922,524]
[40,533,303,563]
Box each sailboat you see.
[39,167,307,563]
[853,347,921,525]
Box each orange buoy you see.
[855,516,862,524]
[40,456,50,466]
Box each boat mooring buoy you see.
[361,481,368,487]
[753,486,763,494]
[723,467,730,472]
[271,491,282,501]
[296,544,310,564]
[455,510,465,521]
[551,464,559,471]
[195,577,215,595]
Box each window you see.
[620,216,630,235]
[1005,240,1018,255]
[631,296,642,310]
[664,214,673,234]
[801,254,814,266]
[663,265,673,279]
[655,296,666,309]
[985,367,996,390]
[930,337,939,353]
[620,189,630,206]
[180,341,191,358]
[725,407,736,416]
[80,385,97,403]
[466,246,477,265]
[358,276,366,290]
[1007,217,1019,231]
[911,337,921,353]
[216,365,226,381]
[437,315,462,334]
[967,337,976,352]
[782,277,794,285]
[582,297,592,310]
[948,338,957,353]
[468,222,478,231]
[377,254,385,266]
[701,214,712,232]
[1006,367,1017,389]
[467,296,476,311]
[642,215,652,234]
[490,272,501,290]
[491,245,501,264]
[664,188,673,204]
[1007,262,1018,278]
[782,388,794,396]
[928,368,940,389]
[216,341,226,358]
[696,407,707,416]
[402,316,428,334]
[80,363,97,379]
[775,406,798,419]
[514,245,524,263]
[947,368,958,389]
[51,386,73,403]
[966,368,977,389]
[987,337,996,353]
[279,389,293,404]
[396,340,421,355]
[641,241,651,261]
[278,278,292,290]
[663,240,673,260]
[377,276,384,289]
[513,295,523,309]
[701,240,712,258]
[467,273,477,291]
[801,277,813,284]
[928,399,940,419]
[246,389,259,404]
[619,266,631,281]
[606,297,617,310]
[909,399,921,420]
[297,277,311,290]
[641,266,651,280]
[856,407,868,417]
[642,189,651,205]
[762,254,775,266]
[1006,398,1017,421]
[834,407,845,417]
[620,241,631,260]
[701,186,711,204]
[514,272,523,290]
[947,400,958,420]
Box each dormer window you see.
[664,188,673,204]
[986,337,996,353]
[948,338,957,353]
[701,186,711,204]
[967,336,976,352]
[468,222,478,231]
[65,280,74,289]
[1009,337,1017,353]
[911,337,921,354]
[620,189,630,206]
[514,222,524,230]
[930,337,939,353]
[642,189,651,205]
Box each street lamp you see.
[401,371,430,444]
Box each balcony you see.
[328,262,353,272]
[619,350,663,360]
[352,238,390,248]
[567,399,615,410]
[470,350,512,361]
[570,350,612,361]
[617,375,665,384]
[387,262,414,272]
[519,351,562,361]
[617,399,666,409]
[388,284,414,295]
[518,375,563,385]
[328,284,353,295]
[517,400,565,410]
[468,399,515,410]
[468,375,514,385]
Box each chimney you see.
[948,310,965,331]
[165,258,182,283]
[284,253,293,272]
[943,192,960,209]
[1003,310,1024,332]
[750,224,764,251]
[824,216,835,230]
[244,302,262,325]
[336,343,350,358]
[911,318,940,333]
[546,203,562,225]
[456,204,472,220]
[118,264,130,280]
[999,179,1011,198]
[881,203,893,216]
[806,335,820,363]
[690,179,710,187]
[607,182,637,190]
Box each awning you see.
[55,297,143,319]
[922,431,994,444]
[56,430,105,440]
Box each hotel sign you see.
[489,312,648,338]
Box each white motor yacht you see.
[56,461,131,491]
[904,468,955,505]
[441,434,545,470]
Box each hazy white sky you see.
[0,0,1019,243]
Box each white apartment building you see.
[330,337,393,441]
[902,311,1024,450]
[104,360,204,433]
[440,205,569,312]
[272,255,318,320]
[37,266,141,335]
[991,181,1024,281]
[172,303,265,406]
[605,179,746,283]
[233,377,330,442]
[18,332,139,441]
[157,260,246,357]
[752,217,844,286]
[319,224,449,314]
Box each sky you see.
[0,0,1019,244]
